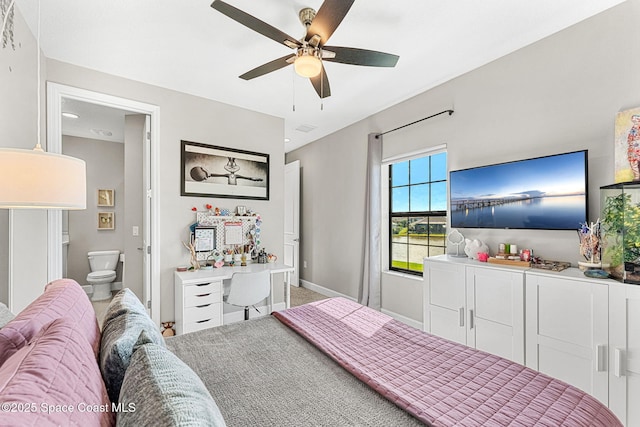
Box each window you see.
[389,152,447,274]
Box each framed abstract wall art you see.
[614,106,640,183]
[180,140,269,200]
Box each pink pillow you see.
[0,279,100,366]
[0,317,114,426]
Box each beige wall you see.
[63,136,125,286]
[45,60,285,322]
[287,0,640,324]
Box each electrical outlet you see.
[132,226,139,236]
[303,260,308,268]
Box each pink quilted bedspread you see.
[273,297,621,427]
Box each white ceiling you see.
[15,0,626,152]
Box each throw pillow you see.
[117,331,226,427]
[0,279,100,367]
[0,317,114,426]
[100,288,165,403]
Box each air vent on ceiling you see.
[295,124,317,133]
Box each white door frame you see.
[46,82,161,325]
[284,160,300,287]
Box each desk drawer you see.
[184,281,221,299]
[185,289,221,308]
[184,302,221,324]
[184,317,220,334]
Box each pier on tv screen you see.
[449,150,588,230]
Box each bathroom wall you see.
[63,136,125,285]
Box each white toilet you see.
[87,250,120,301]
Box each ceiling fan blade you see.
[322,46,399,67]
[306,0,355,46]
[310,65,331,98]
[211,0,301,49]
[239,54,295,80]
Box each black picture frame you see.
[181,140,269,200]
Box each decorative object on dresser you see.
[446,229,466,257]
[529,258,570,271]
[577,219,602,270]
[600,181,640,283]
[463,238,488,260]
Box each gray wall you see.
[0,6,48,310]
[123,115,146,298]
[286,0,640,323]
[63,136,125,286]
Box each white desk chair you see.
[225,270,271,320]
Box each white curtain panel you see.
[359,133,382,309]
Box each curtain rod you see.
[376,109,454,138]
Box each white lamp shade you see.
[294,54,322,78]
[0,148,86,209]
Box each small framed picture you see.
[193,226,216,252]
[97,189,114,207]
[98,212,114,230]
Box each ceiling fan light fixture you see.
[294,52,322,78]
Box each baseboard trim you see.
[381,308,423,330]
[299,280,356,301]
[223,302,286,325]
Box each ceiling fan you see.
[210,0,399,98]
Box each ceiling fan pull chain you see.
[320,67,324,111]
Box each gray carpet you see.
[166,316,423,426]
[290,286,328,307]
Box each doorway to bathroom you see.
[46,83,160,325]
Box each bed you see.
[166,297,621,426]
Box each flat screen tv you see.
[449,150,588,230]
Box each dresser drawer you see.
[184,281,221,299]
[185,289,221,308]
[183,302,221,324]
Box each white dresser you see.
[423,254,639,425]
[423,255,525,364]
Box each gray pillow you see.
[0,303,14,329]
[99,289,165,403]
[117,331,226,427]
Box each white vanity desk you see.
[174,263,294,335]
